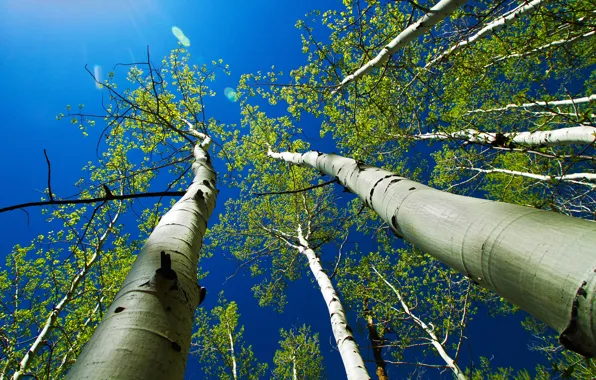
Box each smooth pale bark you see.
[12,205,122,380]
[412,126,596,147]
[492,30,596,63]
[267,148,596,357]
[371,266,467,380]
[227,322,238,380]
[332,0,467,94]
[297,227,370,380]
[461,167,596,188]
[425,0,545,69]
[66,131,216,380]
[467,94,596,114]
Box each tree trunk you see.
[66,136,216,379]
[362,299,388,380]
[333,0,466,94]
[12,207,121,380]
[460,167,596,188]
[425,0,545,68]
[371,267,466,379]
[297,228,371,380]
[268,149,596,357]
[413,126,596,148]
[467,94,596,114]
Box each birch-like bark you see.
[66,130,216,380]
[296,227,370,380]
[371,266,467,380]
[460,167,596,188]
[425,0,545,69]
[226,321,238,380]
[267,148,596,357]
[491,30,596,63]
[412,126,596,147]
[11,204,122,380]
[292,355,297,380]
[467,94,596,114]
[332,0,466,94]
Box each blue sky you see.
[0,0,551,378]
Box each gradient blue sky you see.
[0,1,549,378]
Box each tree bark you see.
[425,0,545,68]
[412,126,596,148]
[371,267,466,379]
[461,167,596,188]
[297,227,371,380]
[332,0,466,94]
[467,94,596,114]
[66,135,216,379]
[362,299,388,380]
[268,148,596,357]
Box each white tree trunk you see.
[460,167,596,188]
[226,320,238,380]
[371,266,467,379]
[297,227,370,380]
[332,0,466,94]
[413,126,596,147]
[12,205,122,380]
[425,0,545,68]
[492,30,596,63]
[467,94,596,114]
[66,134,216,379]
[268,148,596,357]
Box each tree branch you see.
[253,178,338,197]
[0,191,185,214]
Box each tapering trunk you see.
[413,126,596,148]
[297,230,370,380]
[66,139,216,379]
[268,149,596,357]
[425,0,545,68]
[333,0,466,94]
[12,207,122,380]
[492,30,596,63]
[461,167,596,188]
[363,300,388,380]
[468,94,596,114]
[372,267,466,379]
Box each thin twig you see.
[43,149,53,202]
[253,178,338,197]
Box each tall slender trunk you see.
[332,0,466,94]
[491,30,596,63]
[362,299,388,380]
[297,227,371,380]
[12,204,122,380]
[412,126,596,148]
[292,355,297,380]
[425,0,545,68]
[467,94,596,114]
[226,319,238,380]
[460,167,596,188]
[66,134,216,379]
[371,267,467,379]
[268,148,596,357]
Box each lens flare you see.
[224,87,238,102]
[93,65,103,89]
[172,26,191,47]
